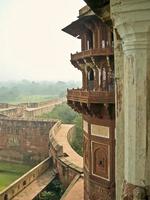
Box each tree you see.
[39,191,57,200]
[39,103,83,156]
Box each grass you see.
[0,161,32,191]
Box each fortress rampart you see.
[49,121,83,189]
[0,118,56,164]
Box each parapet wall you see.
[27,98,65,108]
[0,157,51,200]
[0,107,24,118]
[23,98,66,118]
[49,121,83,188]
[0,103,9,109]
[0,118,56,164]
[0,98,66,119]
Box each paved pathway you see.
[12,169,55,200]
[61,176,84,200]
[55,124,83,168]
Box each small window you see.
[102,40,105,48]
[23,180,26,186]
[4,194,8,200]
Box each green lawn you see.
[0,161,32,191]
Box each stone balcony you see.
[67,89,115,118]
[67,88,115,104]
[71,48,113,62]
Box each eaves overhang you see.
[62,15,99,38]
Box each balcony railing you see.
[71,48,113,61]
[67,89,115,104]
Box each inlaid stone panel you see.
[91,124,109,138]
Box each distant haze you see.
[0,0,85,81]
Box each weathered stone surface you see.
[111,0,150,198]
[113,28,124,200]
[122,181,146,200]
[0,118,56,164]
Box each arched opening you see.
[101,67,107,91]
[87,30,93,50]
[87,68,94,90]
[4,194,8,200]
[23,180,26,186]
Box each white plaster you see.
[111,0,150,187]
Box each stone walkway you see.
[61,176,84,200]
[12,169,55,200]
[55,124,83,169]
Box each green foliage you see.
[39,103,83,156]
[39,103,78,123]
[39,178,64,200]
[72,115,83,155]
[0,80,81,103]
[39,191,57,200]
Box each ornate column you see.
[111,0,150,198]
[113,29,124,200]
[93,67,99,90]
[81,33,87,51]
[84,66,88,90]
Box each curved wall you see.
[49,121,83,188]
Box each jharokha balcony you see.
[67,65,115,117]
[71,47,113,62]
[67,88,115,118]
[67,89,114,104]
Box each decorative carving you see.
[122,181,147,200]
[133,187,146,200]
[90,185,113,200]
[92,142,109,179]
[67,94,115,118]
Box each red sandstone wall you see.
[0,107,24,118]
[50,144,80,189]
[0,118,56,164]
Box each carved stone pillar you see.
[82,69,86,90]
[82,33,87,51]
[111,0,150,198]
[113,29,124,200]
[93,67,99,90]
[93,29,99,49]
[84,67,88,90]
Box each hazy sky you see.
[0,0,85,81]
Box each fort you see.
[0,99,83,200]
[0,98,65,164]
[0,117,56,164]
[1,0,150,199]
[0,119,83,200]
[0,98,65,118]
